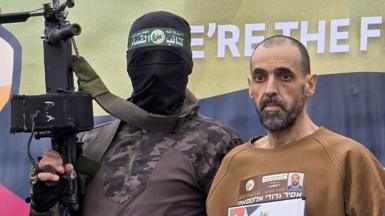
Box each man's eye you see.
[280,72,292,81]
[254,73,266,82]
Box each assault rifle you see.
[0,1,94,215]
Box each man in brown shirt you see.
[206,35,385,216]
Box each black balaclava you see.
[126,11,193,115]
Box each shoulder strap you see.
[94,89,199,133]
[77,120,121,178]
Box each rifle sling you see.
[94,89,198,132]
[77,120,120,178]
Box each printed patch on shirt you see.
[237,172,305,206]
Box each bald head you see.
[252,35,311,75]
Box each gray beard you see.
[256,90,306,132]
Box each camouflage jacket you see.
[30,113,242,216]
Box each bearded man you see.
[206,35,385,216]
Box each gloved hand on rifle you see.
[72,56,109,97]
[31,57,105,213]
[30,149,73,213]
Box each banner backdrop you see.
[1,0,384,199]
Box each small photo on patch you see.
[287,172,304,191]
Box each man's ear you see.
[247,75,253,98]
[305,73,317,96]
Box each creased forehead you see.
[251,35,311,75]
[250,42,303,73]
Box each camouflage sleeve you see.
[192,115,244,194]
[200,134,243,194]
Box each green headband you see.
[128,27,191,52]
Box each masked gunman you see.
[30,11,243,216]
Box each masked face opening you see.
[127,50,190,115]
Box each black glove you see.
[30,171,67,212]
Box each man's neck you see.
[255,112,319,149]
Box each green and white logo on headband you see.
[150,29,166,44]
[128,28,190,52]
